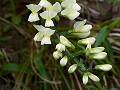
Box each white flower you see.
[38,0,50,7]
[82,73,88,84]
[68,64,77,73]
[60,56,68,66]
[46,2,61,13]
[56,43,65,52]
[33,25,55,45]
[88,73,100,82]
[95,64,112,71]
[40,11,57,27]
[72,31,91,38]
[90,47,105,54]
[69,20,92,38]
[60,36,75,49]
[90,52,107,60]
[53,51,62,60]
[26,4,42,22]
[77,37,96,45]
[61,4,80,20]
[61,0,81,11]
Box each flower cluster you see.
[26,0,112,85]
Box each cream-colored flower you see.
[88,73,100,82]
[26,4,42,22]
[33,25,55,45]
[40,11,57,27]
[61,4,80,20]
[56,43,65,52]
[53,51,62,60]
[95,64,112,71]
[90,47,105,54]
[68,64,77,73]
[60,36,75,49]
[77,37,96,45]
[61,0,81,11]
[82,73,88,84]
[60,56,68,66]
[89,52,107,60]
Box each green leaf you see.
[0,36,12,41]
[107,0,120,3]
[11,16,21,25]
[104,40,114,61]
[95,26,110,47]
[110,88,119,90]
[2,63,33,73]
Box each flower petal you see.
[28,13,39,22]
[67,11,80,20]
[40,11,49,19]
[74,20,86,31]
[45,20,54,27]
[26,4,42,12]
[53,2,61,13]
[33,25,45,32]
[34,32,43,41]
[41,36,51,45]
[49,11,57,19]
[43,28,55,36]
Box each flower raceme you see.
[33,25,55,45]
[26,4,42,22]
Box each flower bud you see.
[72,31,90,38]
[89,52,107,60]
[95,64,112,71]
[79,24,92,33]
[77,37,96,45]
[82,73,88,84]
[90,47,105,54]
[88,72,100,82]
[53,51,62,60]
[56,43,65,52]
[60,56,68,67]
[74,20,86,32]
[60,36,75,49]
[68,64,77,73]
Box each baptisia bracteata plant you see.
[26,0,112,85]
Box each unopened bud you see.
[68,64,77,73]
[60,56,68,67]
[89,52,107,60]
[53,51,62,60]
[95,64,112,71]
[77,37,96,45]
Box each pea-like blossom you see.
[40,11,57,27]
[53,51,62,60]
[33,25,55,45]
[61,4,80,20]
[26,4,42,22]
[56,43,65,52]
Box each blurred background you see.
[0,0,120,90]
